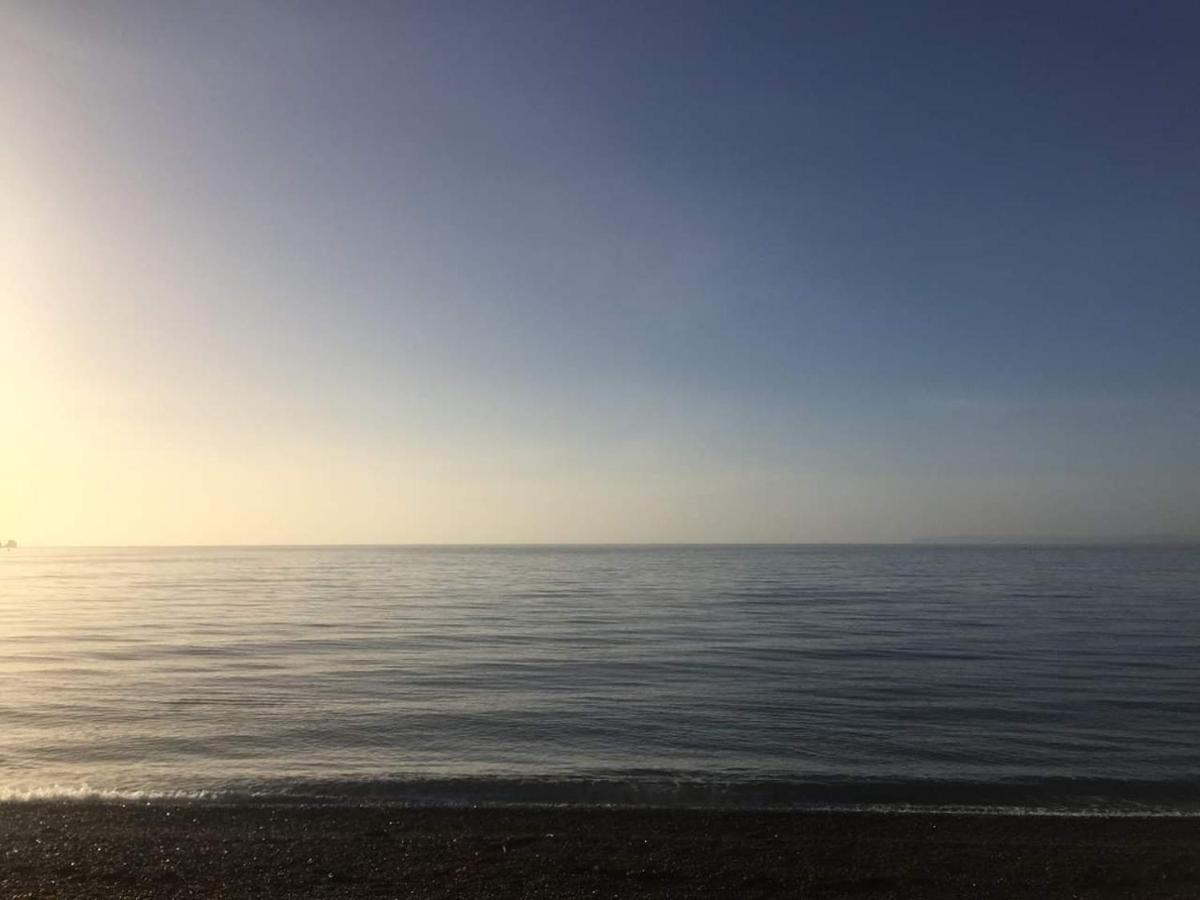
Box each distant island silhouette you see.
[911,534,1194,545]
[4,540,15,549]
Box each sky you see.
[2,1,1198,544]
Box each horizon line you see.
[9,539,1199,550]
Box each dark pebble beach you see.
[1,803,1197,898]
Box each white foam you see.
[0,783,220,803]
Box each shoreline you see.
[5,795,1200,818]
[1,802,1197,897]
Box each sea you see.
[1,544,1197,814]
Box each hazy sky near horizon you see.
[3,1,1198,544]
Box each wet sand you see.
[0,803,1197,898]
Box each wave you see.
[5,775,1199,815]
[0,784,219,803]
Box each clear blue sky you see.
[3,1,1198,542]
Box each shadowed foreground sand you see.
[0,803,1197,898]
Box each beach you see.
[4,547,1199,896]
[1,803,1197,898]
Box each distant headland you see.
[911,534,1195,546]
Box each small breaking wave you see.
[0,784,223,804]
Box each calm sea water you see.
[1,545,1198,813]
